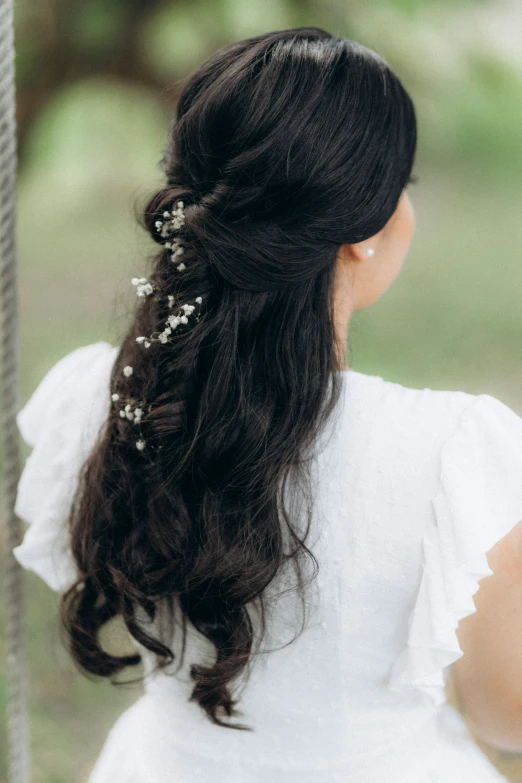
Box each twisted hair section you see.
[58,26,416,729]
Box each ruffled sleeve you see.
[13,341,119,592]
[387,392,522,708]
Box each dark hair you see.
[59,26,417,730]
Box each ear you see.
[337,241,374,264]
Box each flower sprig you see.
[131,277,154,297]
[111,383,151,451]
[166,238,185,271]
[134,296,203,348]
[155,201,187,271]
[113,199,204,453]
[155,201,185,237]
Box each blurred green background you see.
[1,0,522,780]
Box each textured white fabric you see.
[14,342,119,591]
[13,341,522,782]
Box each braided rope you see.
[0,1,32,781]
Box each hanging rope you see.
[0,1,31,781]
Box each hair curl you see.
[59,26,417,730]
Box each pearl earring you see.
[366,247,375,257]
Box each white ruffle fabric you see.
[387,393,522,707]
[13,341,119,592]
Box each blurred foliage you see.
[1,0,522,781]
[11,0,522,173]
[69,1,132,55]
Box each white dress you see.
[12,340,522,782]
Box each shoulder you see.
[13,341,120,592]
[340,371,522,467]
[17,341,119,448]
[40,340,119,393]
[341,369,477,439]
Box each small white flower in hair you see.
[144,340,151,348]
[195,296,202,304]
[136,439,146,451]
[123,365,133,377]
[131,277,154,297]
[179,315,188,324]
[169,238,184,259]
[156,200,186,239]
[111,393,119,401]
[119,410,126,418]
[136,336,147,344]
[170,201,185,230]
[177,263,186,271]
[168,295,175,308]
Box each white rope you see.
[0,0,32,781]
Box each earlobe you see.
[337,242,371,264]
[355,239,377,261]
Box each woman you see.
[13,26,522,782]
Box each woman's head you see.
[60,27,417,730]
[147,27,416,285]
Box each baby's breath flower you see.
[121,213,205,455]
[170,202,185,230]
[131,277,154,297]
[138,283,154,297]
[168,238,184,262]
[156,201,185,239]
[111,393,119,401]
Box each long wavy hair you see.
[59,26,417,730]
